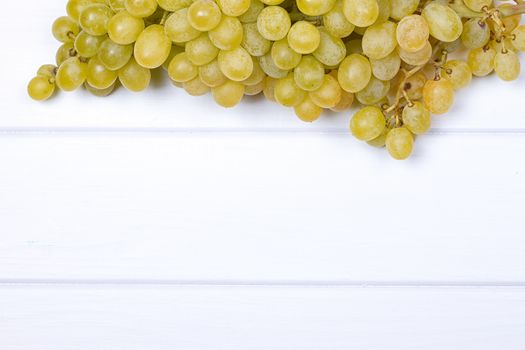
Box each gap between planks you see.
[1,127,525,135]
[2,279,525,288]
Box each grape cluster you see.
[28,0,525,159]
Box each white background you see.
[1,1,525,349]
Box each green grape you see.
[212,80,245,108]
[218,47,254,81]
[512,26,525,52]
[404,72,427,100]
[109,0,126,12]
[98,38,133,70]
[494,50,521,82]
[443,60,472,90]
[367,127,389,148]
[399,40,432,66]
[157,0,192,11]
[467,46,496,77]
[312,28,346,66]
[386,127,413,160]
[274,74,306,107]
[218,0,251,17]
[257,6,291,41]
[362,20,397,60]
[242,23,272,57]
[464,0,492,12]
[259,53,289,79]
[52,16,80,43]
[239,0,264,23]
[309,74,342,108]
[262,76,277,101]
[322,0,355,38]
[27,76,55,101]
[162,45,185,71]
[374,0,391,24]
[108,10,145,45]
[124,0,158,18]
[350,106,385,141]
[337,54,372,93]
[330,88,354,112]
[168,52,199,83]
[296,0,336,16]
[135,24,172,68]
[186,34,219,66]
[85,81,116,97]
[87,56,119,89]
[118,57,151,91]
[293,55,325,91]
[343,0,379,27]
[187,0,222,32]
[56,57,87,91]
[423,78,454,115]
[402,101,431,135]
[287,21,320,55]
[79,4,114,36]
[75,31,107,58]
[461,18,490,50]
[183,77,210,96]
[67,0,108,22]
[498,4,522,33]
[422,3,462,43]
[165,8,201,44]
[294,96,322,122]
[56,42,76,66]
[242,58,265,86]
[271,39,302,70]
[208,16,243,50]
[199,59,228,87]
[37,64,58,79]
[370,50,400,81]
[244,81,264,96]
[396,15,429,53]
[355,77,390,105]
[259,0,286,4]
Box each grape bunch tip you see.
[27,0,525,160]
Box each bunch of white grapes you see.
[28,0,525,159]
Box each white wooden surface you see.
[1,1,525,349]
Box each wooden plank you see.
[1,285,524,350]
[4,1,525,130]
[0,132,524,282]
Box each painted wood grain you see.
[1,132,524,282]
[1,285,524,350]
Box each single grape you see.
[165,8,201,43]
[422,3,462,43]
[274,74,306,107]
[183,77,211,96]
[296,0,336,16]
[208,16,243,50]
[135,24,172,69]
[386,127,414,160]
[56,57,87,92]
[467,46,496,77]
[338,54,372,93]
[294,96,322,122]
[27,76,55,101]
[187,0,222,32]
[168,52,199,83]
[350,106,385,141]
[75,31,107,58]
[343,0,379,28]
[79,4,114,36]
[402,102,431,135]
[494,50,521,82]
[423,79,454,115]
[186,34,220,66]
[309,74,342,109]
[242,22,272,57]
[212,80,245,108]
[52,16,80,43]
[396,15,429,53]
[443,60,472,90]
[257,6,291,41]
[218,47,254,82]
[217,0,251,17]
[287,21,321,55]
[362,20,397,60]
[271,39,302,70]
[293,55,325,91]
[98,38,133,70]
[87,56,119,89]
[118,57,151,92]
[108,10,145,45]
[124,0,158,18]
